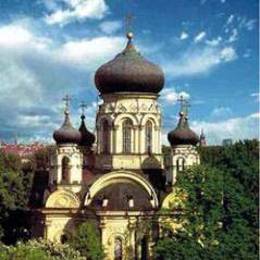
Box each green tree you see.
[0,239,84,260]
[70,221,105,260]
[154,165,224,260]
[155,140,259,259]
[0,152,33,243]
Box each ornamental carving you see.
[46,190,80,208]
[99,100,160,115]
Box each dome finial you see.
[78,101,95,147]
[80,101,87,120]
[53,95,81,145]
[125,12,134,44]
[177,95,190,118]
[62,94,71,115]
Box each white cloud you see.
[164,46,237,78]
[220,47,237,62]
[226,14,234,25]
[194,31,206,43]
[58,36,124,68]
[0,23,50,50]
[0,20,127,142]
[160,88,190,104]
[243,49,251,58]
[228,28,238,43]
[180,31,189,40]
[251,92,260,102]
[240,18,257,31]
[191,113,259,145]
[206,36,222,46]
[45,0,108,25]
[99,20,122,34]
[211,106,232,118]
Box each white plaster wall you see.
[95,93,163,170]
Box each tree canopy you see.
[155,140,259,259]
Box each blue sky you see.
[0,0,258,145]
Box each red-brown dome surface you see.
[53,111,81,145]
[168,112,199,146]
[95,34,164,94]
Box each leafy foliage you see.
[0,239,84,260]
[69,221,105,260]
[0,152,33,243]
[155,140,259,259]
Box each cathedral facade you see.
[32,32,201,260]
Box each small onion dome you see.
[79,114,95,147]
[94,32,164,94]
[168,112,199,146]
[53,110,81,145]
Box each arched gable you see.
[84,170,159,208]
[45,189,80,208]
[114,114,138,127]
[140,114,159,127]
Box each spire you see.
[80,101,87,120]
[167,97,199,147]
[53,95,81,145]
[177,95,190,117]
[124,9,135,50]
[200,129,207,147]
[78,101,95,147]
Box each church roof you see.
[79,115,95,147]
[53,110,81,145]
[90,182,154,211]
[94,33,164,94]
[168,112,199,146]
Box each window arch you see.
[145,121,153,154]
[101,119,110,153]
[114,237,123,260]
[61,157,70,183]
[122,119,133,153]
[60,234,68,244]
[177,157,185,172]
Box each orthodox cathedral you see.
[32,32,204,259]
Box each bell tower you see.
[94,33,165,171]
[165,97,200,186]
[49,95,83,192]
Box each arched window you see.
[61,157,70,183]
[145,121,153,154]
[102,119,110,153]
[122,119,133,153]
[60,234,68,244]
[114,237,123,260]
[177,157,185,172]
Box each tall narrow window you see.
[141,236,148,260]
[145,121,153,154]
[122,119,133,153]
[61,157,70,183]
[102,120,110,153]
[114,237,123,260]
[177,157,185,172]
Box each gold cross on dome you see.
[62,94,71,112]
[80,101,87,115]
[178,95,190,115]
[125,13,135,34]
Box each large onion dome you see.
[168,112,199,146]
[95,33,164,94]
[53,110,81,145]
[79,114,95,147]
